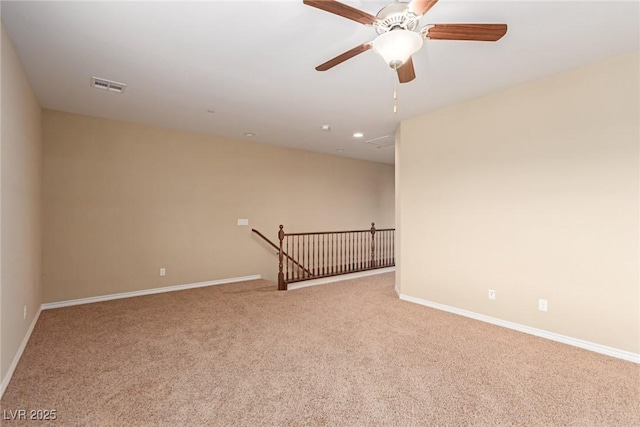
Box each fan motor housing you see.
[374,3,420,34]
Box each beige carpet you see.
[2,273,639,426]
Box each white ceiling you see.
[2,1,638,164]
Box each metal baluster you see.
[349,232,353,271]
[331,233,334,274]
[298,235,301,280]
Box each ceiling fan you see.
[303,0,508,83]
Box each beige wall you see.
[398,52,639,353]
[42,110,394,303]
[0,26,43,382]
[394,127,402,296]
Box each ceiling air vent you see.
[91,77,126,93]
[366,135,395,148]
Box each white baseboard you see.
[288,267,396,290]
[41,274,262,310]
[1,307,42,400]
[399,293,640,364]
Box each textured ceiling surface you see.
[2,1,639,164]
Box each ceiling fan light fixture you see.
[372,29,423,69]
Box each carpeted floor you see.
[1,273,639,426]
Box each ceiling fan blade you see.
[408,0,438,16]
[316,42,372,71]
[425,24,508,41]
[397,57,416,83]
[303,0,377,26]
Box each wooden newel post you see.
[278,225,286,291]
[370,222,376,268]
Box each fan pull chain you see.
[393,71,398,114]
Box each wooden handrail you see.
[251,229,313,277]
[284,228,395,236]
[286,227,396,236]
[251,229,279,252]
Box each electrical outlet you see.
[23,305,27,319]
[538,299,548,312]
[160,268,166,276]
[488,289,496,300]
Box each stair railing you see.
[253,223,395,291]
[284,223,395,290]
[251,229,313,286]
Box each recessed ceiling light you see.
[244,133,255,137]
[353,132,364,138]
[320,125,331,132]
[336,148,344,152]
